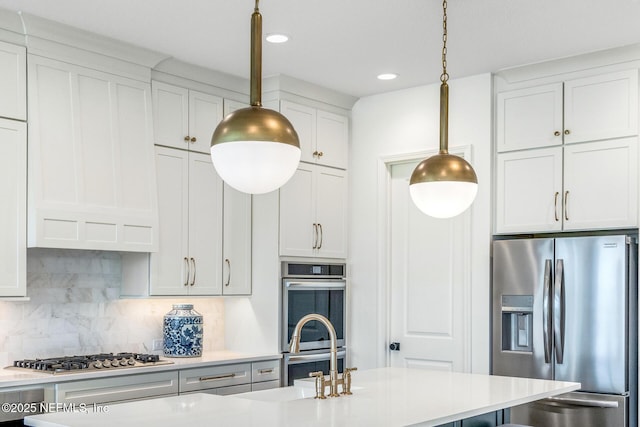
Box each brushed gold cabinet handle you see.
[554,192,559,222]
[184,135,190,141]
[312,223,318,249]
[317,223,323,249]
[225,258,231,287]
[564,129,570,135]
[190,257,196,286]
[190,137,197,142]
[183,257,190,286]
[564,190,570,221]
[554,131,561,136]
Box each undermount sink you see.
[235,386,317,402]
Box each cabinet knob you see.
[312,150,319,157]
[184,136,191,141]
[554,131,561,136]
[564,129,570,135]
[190,137,197,143]
[317,151,324,157]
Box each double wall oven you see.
[281,262,346,386]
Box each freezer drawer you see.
[511,391,627,427]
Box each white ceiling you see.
[0,0,639,98]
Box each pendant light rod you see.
[439,0,449,155]
[250,0,262,107]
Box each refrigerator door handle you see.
[554,259,565,364]
[543,259,552,364]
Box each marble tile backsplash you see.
[0,249,224,366]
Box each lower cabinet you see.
[436,409,509,427]
[179,359,281,396]
[53,371,179,405]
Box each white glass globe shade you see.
[211,141,301,194]
[409,180,478,218]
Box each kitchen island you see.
[24,367,580,427]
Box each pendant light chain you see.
[440,0,449,83]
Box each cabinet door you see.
[0,41,26,121]
[496,83,563,152]
[223,99,248,117]
[316,110,348,169]
[563,138,638,231]
[188,90,223,154]
[188,152,223,295]
[0,119,26,296]
[222,184,252,295]
[495,147,563,234]
[281,100,316,164]
[279,163,316,257]
[315,167,347,258]
[152,81,189,149]
[564,70,638,144]
[151,147,189,296]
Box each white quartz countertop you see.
[24,367,580,427]
[0,351,281,388]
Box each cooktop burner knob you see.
[102,360,111,368]
[93,361,103,369]
[119,359,128,366]
[127,358,136,365]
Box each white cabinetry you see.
[279,163,347,258]
[179,360,279,395]
[151,147,223,296]
[495,69,639,234]
[152,81,223,154]
[27,55,158,251]
[0,118,26,297]
[0,41,26,121]
[280,100,349,169]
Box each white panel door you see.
[0,41,26,121]
[564,70,638,144]
[316,110,349,169]
[151,147,189,296]
[563,138,638,230]
[0,119,26,296]
[188,152,223,295]
[222,183,252,295]
[152,81,189,149]
[188,90,223,154]
[495,147,563,234]
[281,100,316,164]
[496,83,563,152]
[279,163,315,257]
[389,161,468,371]
[315,166,347,259]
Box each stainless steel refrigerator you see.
[492,234,637,427]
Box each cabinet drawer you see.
[54,371,179,405]
[216,384,252,396]
[251,380,280,392]
[252,360,280,383]
[179,363,251,393]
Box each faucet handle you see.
[309,371,326,399]
[341,367,358,395]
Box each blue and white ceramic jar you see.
[163,304,203,357]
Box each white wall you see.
[348,73,493,372]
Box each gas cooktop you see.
[8,352,173,374]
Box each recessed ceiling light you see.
[266,33,289,43]
[377,73,398,81]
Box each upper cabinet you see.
[280,100,349,169]
[152,81,223,154]
[279,163,347,258]
[0,41,26,121]
[496,70,638,152]
[495,69,639,234]
[27,55,159,251]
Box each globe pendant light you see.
[409,0,478,218]
[211,0,301,194]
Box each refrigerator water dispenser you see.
[501,295,533,352]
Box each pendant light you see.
[211,0,301,194]
[409,0,478,218]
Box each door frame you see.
[376,145,473,371]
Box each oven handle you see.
[286,350,346,364]
[285,281,346,289]
[542,396,619,408]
